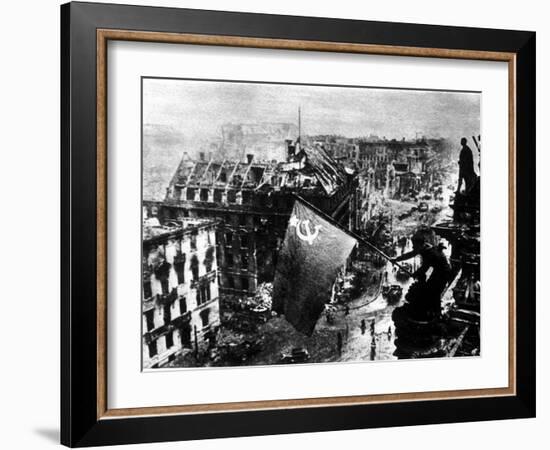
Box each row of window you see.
[223,275,250,292]
[143,253,214,298]
[147,326,179,359]
[183,187,241,203]
[182,188,279,208]
[225,251,249,269]
[224,231,249,248]
[146,308,211,359]
[196,282,212,306]
[144,296,188,332]
[144,280,215,334]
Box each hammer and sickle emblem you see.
[289,215,321,245]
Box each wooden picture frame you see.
[61,2,535,447]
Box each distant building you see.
[352,139,437,196]
[354,166,381,232]
[313,137,439,196]
[310,135,358,164]
[142,217,220,369]
[147,140,356,299]
[220,122,298,162]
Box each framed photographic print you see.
[61,2,536,447]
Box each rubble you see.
[250,282,273,310]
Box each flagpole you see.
[293,194,414,277]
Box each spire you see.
[298,106,301,142]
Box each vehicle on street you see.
[221,339,263,363]
[280,347,310,364]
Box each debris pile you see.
[221,282,274,331]
[211,327,264,365]
[250,282,273,310]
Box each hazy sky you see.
[143,78,480,143]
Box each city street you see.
[165,193,454,369]
[242,260,413,366]
[241,192,453,366]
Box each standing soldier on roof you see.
[457,137,477,193]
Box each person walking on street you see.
[370,339,376,361]
[361,319,366,335]
[337,332,343,356]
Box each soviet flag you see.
[272,198,357,335]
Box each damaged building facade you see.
[354,138,436,196]
[142,217,220,369]
[314,136,439,204]
[150,139,356,299]
[353,166,384,232]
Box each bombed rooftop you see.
[164,139,352,207]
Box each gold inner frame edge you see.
[95,29,517,420]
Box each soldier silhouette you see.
[392,228,453,318]
[457,137,477,193]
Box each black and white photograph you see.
[141,78,481,369]
[0,0,542,447]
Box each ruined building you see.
[142,217,220,368]
[354,166,385,233]
[146,140,356,299]
[220,122,298,162]
[357,139,436,196]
